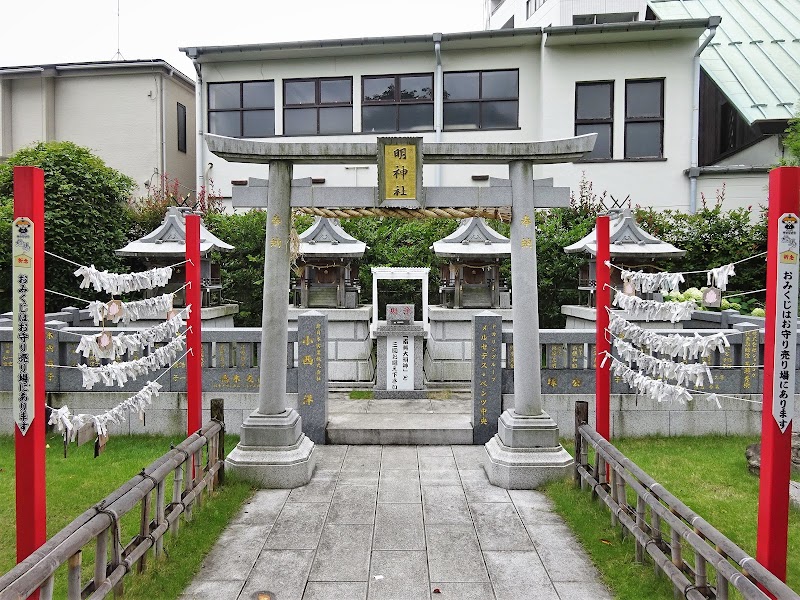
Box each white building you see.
[0,60,196,199]
[182,0,799,214]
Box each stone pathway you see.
[180,445,612,600]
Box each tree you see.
[782,110,800,166]
[0,141,136,312]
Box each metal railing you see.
[573,401,799,600]
[0,409,226,600]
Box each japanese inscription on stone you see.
[473,312,502,444]
[386,334,414,391]
[13,217,35,435]
[773,213,799,432]
[297,311,327,443]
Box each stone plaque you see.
[386,303,414,324]
[473,311,502,444]
[386,334,414,391]
[297,311,328,444]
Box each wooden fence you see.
[574,401,799,600]
[0,403,226,600]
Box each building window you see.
[526,0,535,18]
[284,77,353,136]
[575,82,613,160]
[208,81,275,138]
[443,69,518,130]
[625,79,664,158]
[177,103,187,153]
[362,74,433,133]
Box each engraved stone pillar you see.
[226,161,315,488]
[473,311,503,444]
[297,311,328,444]
[484,163,572,489]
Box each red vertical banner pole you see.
[595,215,611,440]
[757,166,800,589]
[185,213,202,438]
[13,166,47,595]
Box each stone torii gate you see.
[210,133,596,490]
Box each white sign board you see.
[773,213,799,433]
[386,334,414,391]
[13,217,35,435]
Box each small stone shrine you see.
[116,206,239,326]
[292,217,366,309]
[433,218,511,309]
[562,208,685,328]
[374,303,426,399]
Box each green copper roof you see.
[651,0,800,124]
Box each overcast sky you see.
[1,0,486,78]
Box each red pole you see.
[13,167,46,597]
[185,214,202,437]
[595,215,611,440]
[756,166,800,588]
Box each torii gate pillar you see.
[208,133,594,490]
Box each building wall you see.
[695,174,769,213]
[164,75,198,198]
[201,44,539,197]
[488,0,647,29]
[9,77,45,150]
[54,73,160,196]
[538,39,696,209]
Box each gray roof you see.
[564,209,686,259]
[651,0,800,124]
[116,207,234,258]
[299,218,366,259]
[432,218,510,259]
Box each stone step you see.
[326,412,473,445]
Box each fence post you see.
[67,551,81,600]
[574,401,588,486]
[211,398,226,486]
[95,528,108,590]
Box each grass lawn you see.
[0,433,253,599]
[545,435,800,600]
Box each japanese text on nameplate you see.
[773,213,799,432]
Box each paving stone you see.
[483,551,560,600]
[528,524,600,582]
[428,582,496,599]
[343,450,382,471]
[421,486,472,525]
[288,477,338,503]
[239,549,315,600]
[378,472,421,503]
[425,524,489,583]
[418,454,457,471]
[380,446,418,469]
[303,582,368,600]
[309,523,373,582]
[429,399,471,414]
[230,489,289,525]
[339,469,380,485]
[462,477,511,504]
[553,580,614,600]
[416,445,454,457]
[368,399,432,413]
[469,503,534,551]
[368,551,430,600]
[373,503,425,550]
[419,468,461,487]
[193,524,265,580]
[329,400,370,414]
[508,489,563,525]
[327,484,378,524]
[264,503,328,549]
[451,445,487,470]
[179,578,244,599]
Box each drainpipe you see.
[160,70,171,185]
[188,50,205,202]
[689,16,720,213]
[433,33,443,187]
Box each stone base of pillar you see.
[483,409,573,490]
[226,408,316,488]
